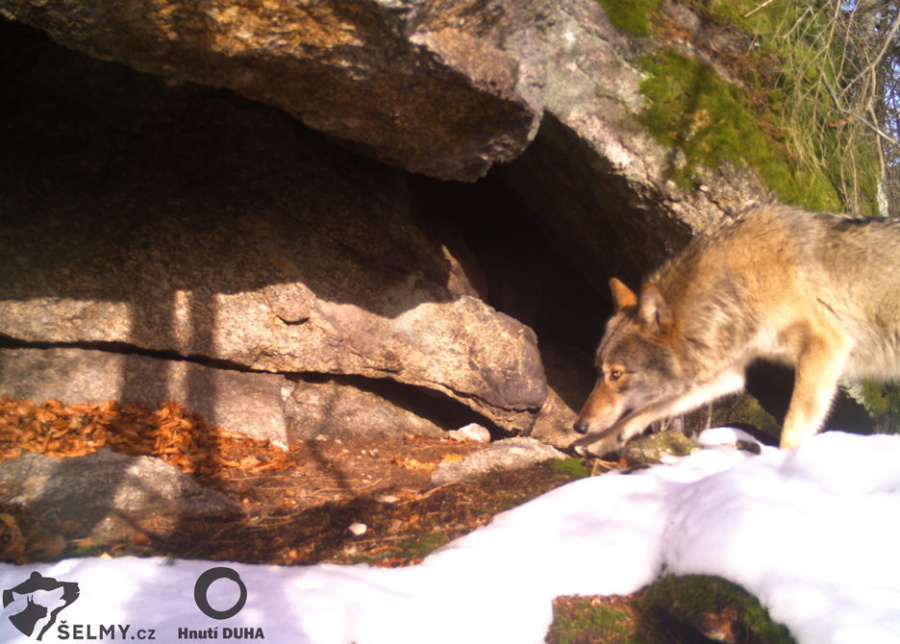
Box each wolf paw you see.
[570,437,618,459]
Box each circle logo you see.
[193,567,247,620]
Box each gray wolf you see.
[572,204,900,456]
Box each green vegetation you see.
[719,393,782,441]
[638,49,842,211]
[642,575,796,644]
[596,0,886,215]
[550,457,592,480]
[595,0,662,36]
[548,598,646,644]
[549,575,796,644]
[846,380,900,434]
[686,0,885,216]
[396,532,450,560]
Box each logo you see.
[3,566,260,641]
[193,567,247,620]
[2,571,79,641]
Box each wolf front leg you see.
[780,326,852,449]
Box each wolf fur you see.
[572,204,900,456]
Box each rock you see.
[0,450,241,538]
[551,575,795,644]
[530,387,579,449]
[448,423,491,443]
[0,0,541,181]
[0,0,769,234]
[0,347,497,443]
[0,348,291,445]
[0,0,796,446]
[430,437,564,486]
[640,575,795,644]
[348,523,368,537]
[616,431,698,467]
[496,0,770,290]
[530,345,596,448]
[0,26,547,435]
[286,376,449,441]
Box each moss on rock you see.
[642,575,796,644]
[617,429,698,466]
[549,575,796,644]
[595,0,662,36]
[638,49,842,212]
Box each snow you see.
[3,429,900,644]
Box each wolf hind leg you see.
[780,329,852,449]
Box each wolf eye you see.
[609,369,624,381]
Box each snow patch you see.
[2,431,898,644]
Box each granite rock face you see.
[0,1,794,534]
[0,0,543,181]
[0,0,771,284]
[0,0,781,451]
[0,25,547,437]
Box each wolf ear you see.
[609,278,638,312]
[638,284,673,337]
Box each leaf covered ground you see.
[0,397,587,566]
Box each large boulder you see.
[494,0,770,289]
[0,0,769,238]
[0,0,542,181]
[0,450,241,539]
[0,24,547,436]
[0,0,789,448]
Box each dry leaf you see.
[394,457,437,472]
[27,532,67,559]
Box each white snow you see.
[3,430,900,644]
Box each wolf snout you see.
[573,418,590,435]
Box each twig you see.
[744,0,776,19]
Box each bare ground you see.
[0,397,589,566]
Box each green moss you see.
[724,393,781,441]
[638,50,842,211]
[550,457,592,480]
[641,575,796,644]
[548,605,635,643]
[683,0,787,31]
[672,1,883,215]
[598,0,880,214]
[854,381,900,434]
[548,597,654,644]
[396,532,450,560]
[618,430,698,466]
[595,0,662,36]
[549,575,794,643]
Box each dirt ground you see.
[0,397,591,566]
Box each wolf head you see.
[573,278,679,441]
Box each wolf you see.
[572,203,900,456]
